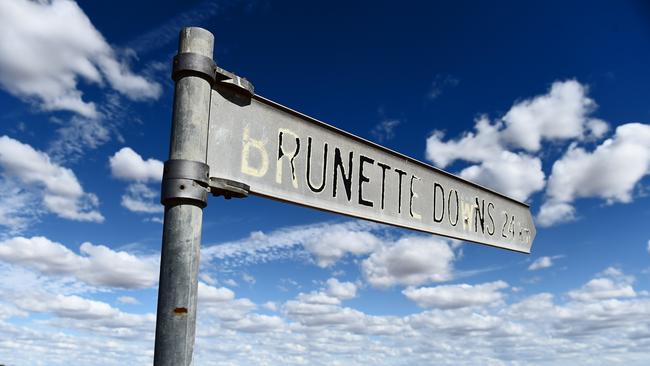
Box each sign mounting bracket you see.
[209,177,250,199]
[172,52,254,96]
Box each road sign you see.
[206,85,536,253]
[157,26,538,366]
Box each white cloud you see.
[109,147,164,215]
[0,135,103,223]
[117,296,139,305]
[77,242,158,288]
[539,123,650,226]
[567,268,636,302]
[426,116,503,169]
[120,183,162,213]
[5,256,650,365]
[304,228,381,267]
[528,256,554,271]
[0,178,42,236]
[501,80,602,151]
[0,0,161,118]
[371,119,401,142]
[361,236,455,288]
[203,297,257,323]
[242,273,256,285]
[109,147,163,183]
[425,80,610,203]
[536,201,576,227]
[426,80,602,162]
[227,314,285,333]
[201,221,380,269]
[146,216,164,224]
[586,118,610,140]
[17,293,119,320]
[325,278,357,300]
[0,265,156,341]
[0,236,158,288]
[546,123,650,203]
[198,282,235,303]
[48,115,111,162]
[0,236,80,274]
[403,281,508,309]
[283,291,365,328]
[262,301,278,312]
[567,278,636,302]
[296,291,342,306]
[426,117,544,202]
[459,151,545,201]
[223,278,239,287]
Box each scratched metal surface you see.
[207,86,536,253]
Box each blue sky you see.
[0,0,649,365]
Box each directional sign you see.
[207,85,536,253]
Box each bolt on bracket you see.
[172,52,254,96]
[210,177,250,199]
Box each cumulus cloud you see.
[283,292,363,328]
[109,147,163,183]
[536,201,576,227]
[426,117,544,201]
[586,118,610,140]
[539,123,650,226]
[425,80,609,202]
[304,229,381,267]
[458,151,545,201]
[567,277,636,302]
[201,221,381,269]
[0,236,158,288]
[120,183,162,213]
[117,296,139,305]
[0,266,156,342]
[325,278,357,300]
[361,236,455,288]
[198,282,235,303]
[426,80,602,159]
[528,256,555,271]
[567,268,636,302]
[403,281,508,309]
[0,0,161,118]
[227,314,285,333]
[18,293,119,320]
[501,80,602,151]
[0,136,103,224]
[426,116,504,169]
[546,123,650,204]
[109,147,164,215]
[4,250,650,366]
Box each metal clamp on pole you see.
[172,52,255,97]
[172,52,216,85]
[161,159,210,208]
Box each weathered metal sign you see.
[207,86,535,253]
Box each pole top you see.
[178,27,214,59]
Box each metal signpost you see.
[155,27,536,365]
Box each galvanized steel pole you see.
[154,27,214,366]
